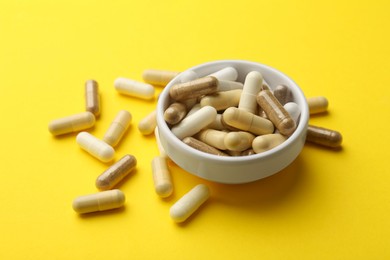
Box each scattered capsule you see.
[217,80,244,91]
[307,96,328,115]
[222,107,274,135]
[257,89,296,136]
[96,154,137,191]
[224,131,255,152]
[273,85,292,106]
[142,69,180,86]
[138,110,157,135]
[103,110,132,146]
[85,80,101,117]
[252,134,287,154]
[48,111,95,136]
[164,102,188,125]
[183,137,229,156]
[114,77,155,100]
[178,70,199,83]
[151,156,173,198]
[195,129,228,150]
[200,89,242,111]
[72,189,125,214]
[208,67,238,81]
[238,71,263,114]
[169,76,218,101]
[76,132,115,162]
[170,184,210,223]
[306,125,342,148]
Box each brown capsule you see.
[164,102,188,125]
[142,69,180,86]
[169,76,218,101]
[306,125,342,148]
[273,85,292,106]
[85,80,101,117]
[257,89,296,136]
[96,154,137,190]
[183,137,229,156]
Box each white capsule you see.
[138,110,157,135]
[208,67,238,81]
[76,132,115,162]
[238,71,263,114]
[283,102,301,124]
[171,106,217,140]
[114,77,155,100]
[179,70,199,83]
[170,184,210,223]
[217,80,244,91]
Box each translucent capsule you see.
[142,69,180,86]
[169,76,218,101]
[76,132,115,162]
[306,125,342,148]
[170,184,210,223]
[238,71,263,114]
[114,77,155,100]
[208,67,238,81]
[103,110,132,147]
[222,107,274,135]
[284,102,301,124]
[217,80,244,91]
[273,85,292,106]
[257,89,296,136]
[195,129,228,150]
[138,110,157,135]
[178,70,198,83]
[164,102,187,125]
[85,80,101,117]
[96,154,137,191]
[307,96,328,115]
[200,89,242,111]
[151,156,173,198]
[224,131,255,152]
[252,134,287,154]
[183,137,229,156]
[171,106,217,140]
[72,189,125,214]
[48,111,95,136]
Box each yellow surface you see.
[1,0,389,259]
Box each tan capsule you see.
[257,89,296,136]
[138,110,157,135]
[103,110,132,146]
[142,69,180,86]
[224,131,255,152]
[96,154,137,191]
[222,107,274,135]
[252,134,287,154]
[72,189,125,214]
[169,76,218,101]
[200,89,242,111]
[152,156,173,198]
[85,80,101,117]
[239,71,263,114]
[183,137,229,156]
[48,111,95,136]
[195,129,228,150]
[307,96,329,115]
[273,85,292,106]
[164,102,188,125]
[306,125,342,148]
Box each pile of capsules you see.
[48,66,342,223]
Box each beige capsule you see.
[306,125,342,148]
[200,89,242,111]
[252,134,287,154]
[307,96,328,115]
[96,154,137,191]
[195,129,228,150]
[85,80,101,117]
[183,137,229,156]
[152,156,173,198]
[72,189,125,214]
[224,131,255,152]
[138,110,157,135]
[217,80,244,91]
[142,69,180,86]
[273,85,292,106]
[169,76,218,101]
[48,111,95,136]
[103,110,132,146]
[164,102,188,125]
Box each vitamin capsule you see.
[307,96,328,115]
[76,132,115,162]
[222,107,274,135]
[218,80,244,91]
[114,77,155,100]
[208,67,238,81]
[306,125,342,148]
[151,156,173,198]
[103,110,132,146]
[273,85,292,106]
[72,189,125,214]
[96,154,137,190]
[154,127,168,158]
[178,70,198,83]
[252,134,287,154]
[238,71,263,114]
[48,111,95,136]
[207,114,225,130]
[200,89,242,111]
[164,102,187,125]
[195,129,228,150]
[85,80,101,117]
[171,106,217,140]
[142,69,180,86]
[170,184,210,223]
[224,131,255,152]
[183,137,229,156]
[257,89,296,136]
[138,110,157,135]
[169,76,218,101]
[183,98,198,110]
[284,102,301,124]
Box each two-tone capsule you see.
[151,156,173,198]
[103,110,132,146]
[72,189,125,214]
[142,69,180,86]
[114,77,155,100]
[76,132,115,162]
[48,112,95,136]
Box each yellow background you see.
[1,0,389,259]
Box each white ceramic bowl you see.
[156,60,309,184]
